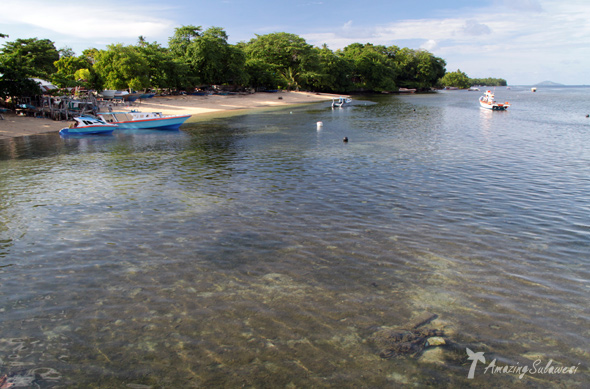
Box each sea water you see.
[0,87,588,387]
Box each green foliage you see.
[168,25,202,58]
[439,70,507,88]
[439,69,471,89]
[339,43,398,92]
[0,64,41,100]
[186,27,247,86]
[93,44,150,91]
[52,55,93,88]
[0,38,59,79]
[0,26,508,96]
[469,77,507,86]
[314,45,354,93]
[243,32,320,90]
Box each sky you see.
[1,0,589,85]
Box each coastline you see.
[0,91,342,140]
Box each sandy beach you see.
[0,91,341,140]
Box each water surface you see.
[0,87,589,387]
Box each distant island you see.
[534,81,564,86]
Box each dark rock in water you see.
[369,312,448,359]
[372,327,445,359]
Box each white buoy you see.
[317,121,323,130]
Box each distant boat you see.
[332,96,352,108]
[468,87,480,91]
[398,88,417,93]
[479,90,511,111]
[97,111,191,130]
[59,116,116,136]
[531,87,537,92]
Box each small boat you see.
[99,90,117,99]
[332,96,352,108]
[59,116,117,136]
[479,90,510,111]
[97,111,191,130]
[531,87,537,92]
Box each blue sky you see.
[1,0,589,85]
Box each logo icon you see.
[466,347,486,379]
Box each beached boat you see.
[479,90,510,110]
[332,96,352,108]
[99,90,117,99]
[97,111,191,130]
[59,116,116,136]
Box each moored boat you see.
[97,111,191,130]
[59,116,117,136]
[332,96,352,108]
[479,90,510,110]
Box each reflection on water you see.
[0,89,589,387]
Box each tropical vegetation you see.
[0,27,505,100]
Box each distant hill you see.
[535,81,564,86]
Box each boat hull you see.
[480,103,509,111]
[479,101,509,110]
[98,113,191,130]
[59,127,115,136]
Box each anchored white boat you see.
[479,90,510,111]
[332,96,352,108]
[59,116,116,136]
[97,111,191,130]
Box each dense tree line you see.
[439,69,507,88]
[0,26,502,99]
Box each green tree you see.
[340,43,397,92]
[395,48,445,90]
[184,27,247,86]
[168,25,202,58]
[135,37,189,90]
[52,55,93,88]
[93,44,150,91]
[315,44,354,92]
[0,38,59,79]
[243,32,319,90]
[470,77,507,87]
[439,69,471,89]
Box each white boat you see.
[59,116,117,136]
[97,111,191,130]
[479,90,510,111]
[99,90,117,99]
[332,96,352,108]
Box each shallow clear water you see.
[0,87,589,387]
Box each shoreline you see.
[0,91,342,140]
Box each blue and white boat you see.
[332,96,352,108]
[59,116,116,136]
[97,111,191,130]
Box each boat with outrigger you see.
[59,116,117,136]
[332,96,352,108]
[96,110,191,130]
[479,90,510,110]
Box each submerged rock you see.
[369,312,449,359]
[371,328,445,359]
[425,336,446,347]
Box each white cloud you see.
[420,39,438,51]
[0,0,174,40]
[303,1,590,83]
[461,20,492,36]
